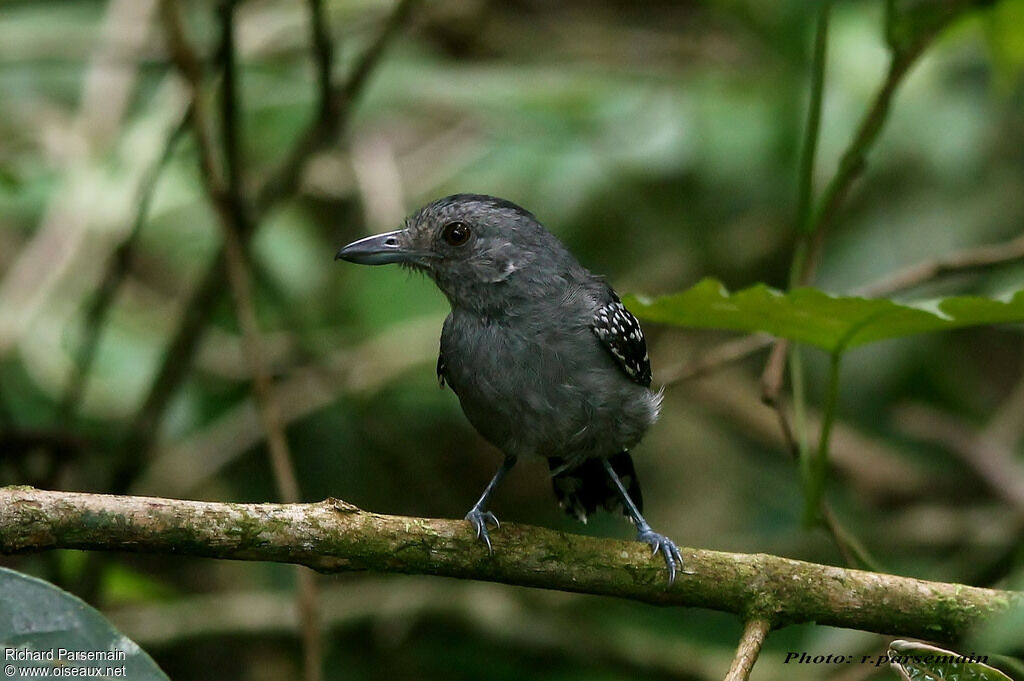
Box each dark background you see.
[0,0,1022,679]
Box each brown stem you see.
[161,2,321,679]
[759,341,789,407]
[254,0,420,215]
[58,113,191,421]
[853,233,1024,298]
[723,619,770,681]
[120,0,421,490]
[658,334,773,387]
[895,403,1024,517]
[160,0,302,504]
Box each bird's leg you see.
[465,456,517,554]
[602,458,684,585]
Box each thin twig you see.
[819,505,858,568]
[294,570,323,681]
[123,0,243,488]
[785,13,945,302]
[759,340,789,407]
[853,233,1024,298]
[117,0,420,494]
[169,4,321,679]
[115,256,227,492]
[805,352,842,524]
[58,112,191,421]
[158,1,224,189]
[789,1,831,288]
[759,350,877,567]
[161,0,302,497]
[682,372,934,500]
[0,0,162,362]
[895,403,1024,517]
[754,374,877,569]
[984,372,1024,449]
[762,4,963,561]
[254,0,419,215]
[809,50,917,281]
[658,334,773,386]
[820,505,882,572]
[767,6,830,544]
[762,2,830,481]
[307,0,335,120]
[658,4,1014,563]
[767,396,878,569]
[113,2,237,489]
[723,619,770,681]
[138,315,441,497]
[192,0,303,503]
[805,6,964,282]
[288,7,338,678]
[218,1,243,195]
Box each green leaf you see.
[887,639,1013,681]
[0,567,169,680]
[983,0,1024,89]
[625,279,1024,355]
[0,166,19,189]
[886,0,984,55]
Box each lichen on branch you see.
[0,486,1018,643]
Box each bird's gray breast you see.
[440,307,657,464]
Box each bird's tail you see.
[549,451,643,524]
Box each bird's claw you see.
[465,508,500,555]
[637,528,684,586]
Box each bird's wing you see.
[436,350,447,389]
[591,292,652,387]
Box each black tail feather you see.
[549,452,643,523]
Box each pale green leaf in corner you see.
[0,567,168,680]
[887,639,1014,681]
[624,279,1024,355]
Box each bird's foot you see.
[637,527,685,586]
[465,508,500,555]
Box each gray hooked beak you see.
[335,230,411,265]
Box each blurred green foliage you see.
[0,0,1022,680]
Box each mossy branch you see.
[1,486,1019,643]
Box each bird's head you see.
[337,194,578,312]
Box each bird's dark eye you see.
[442,221,471,246]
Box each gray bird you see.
[336,194,683,582]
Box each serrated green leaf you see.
[625,279,1024,355]
[0,567,168,680]
[888,639,1013,681]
